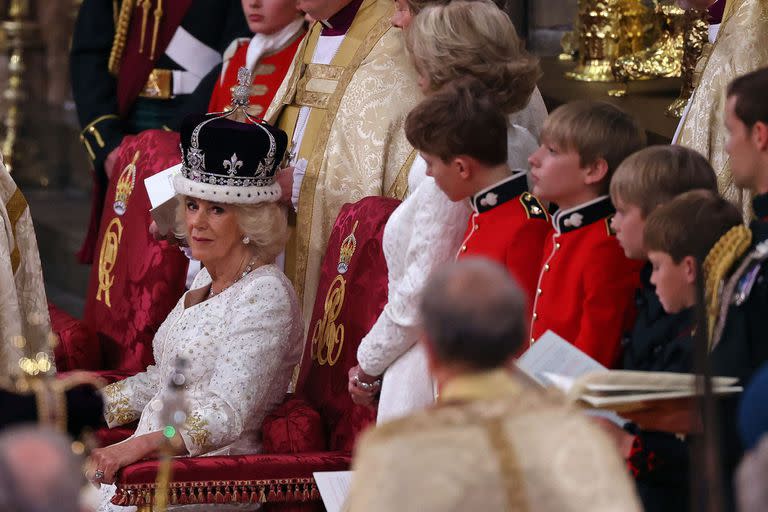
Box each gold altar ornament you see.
[0,0,46,184]
[666,7,709,118]
[567,0,691,84]
[612,3,686,83]
[567,0,654,82]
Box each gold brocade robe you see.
[346,369,642,512]
[0,155,54,382]
[264,0,420,321]
[676,0,768,216]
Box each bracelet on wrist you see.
[354,374,382,392]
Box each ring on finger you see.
[94,469,105,481]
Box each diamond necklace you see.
[207,257,259,299]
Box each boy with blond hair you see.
[527,100,645,367]
[610,145,717,371]
[404,77,550,308]
[607,145,717,511]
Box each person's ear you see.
[682,255,697,285]
[583,157,609,187]
[752,121,768,152]
[454,157,472,181]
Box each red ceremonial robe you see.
[528,196,643,368]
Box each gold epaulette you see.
[108,0,136,76]
[519,192,547,220]
[79,114,120,161]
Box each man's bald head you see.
[419,258,527,370]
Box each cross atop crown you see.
[231,67,252,108]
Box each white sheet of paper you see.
[313,471,352,512]
[517,330,626,426]
[144,163,182,208]
[516,330,607,384]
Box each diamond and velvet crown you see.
[174,67,288,204]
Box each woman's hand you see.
[276,166,294,205]
[348,365,381,409]
[86,436,152,488]
[85,430,186,488]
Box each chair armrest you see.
[111,451,351,508]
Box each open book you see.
[539,370,742,412]
[517,330,742,413]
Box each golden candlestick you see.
[0,0,45,185]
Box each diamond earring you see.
[242,235,250,245]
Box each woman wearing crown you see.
[61,0,307,380]
[85,110,304,511]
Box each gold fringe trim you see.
[702,224,752,345]
[111,477,321,507]
[109,0,136,76]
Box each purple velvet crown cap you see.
[174,113,289,204]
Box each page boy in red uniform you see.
[208,0,306,116]
[403,77,550,310]
[527,101,646,367]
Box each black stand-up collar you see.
[469,171,528,214]
[552,195,614,234]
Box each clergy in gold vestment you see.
[265,0,420,321]
[346,260,642,512]
[0,155,55,382]
[675,0,768,215]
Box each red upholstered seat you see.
[51,130,190,375]
[50,303,102,371]
[51,131,192,446]
[111,196,400,510]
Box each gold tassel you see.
[150,0,163,60]
[108,0,136,75]
[702,225,752,345]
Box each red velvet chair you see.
[51,130,190,376]
[109,196,400,511]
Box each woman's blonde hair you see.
[405,0,540,114]
[175,198,289,264]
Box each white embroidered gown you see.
[97,264,304,511]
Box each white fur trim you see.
[173,174,282,204]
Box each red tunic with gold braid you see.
[208,33,305,117]
[456,172,550,317]
[528,196,643,368]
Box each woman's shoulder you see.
[239,264,298,304]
